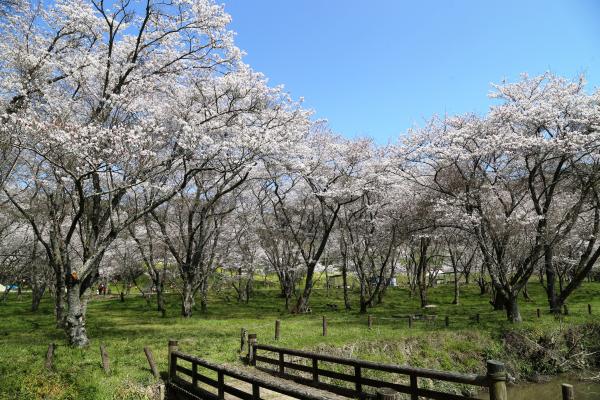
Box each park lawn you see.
[1,282,599,399]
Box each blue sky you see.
[224,0,600,143]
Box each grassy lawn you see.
[1,281,599,399]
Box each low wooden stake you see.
[368,315,373,330]
[561,383,574,400]
[144,346,159,379]
[537,308,541,318]
[376,387,399,399]
[408,316,412,328]
[275,320,281,340]
[100,344,110,374]
[322,316,327,336]
[588,304,592,315]
[45,343,55,370]
[476,313,480,323]
[120,292,125,302]
[445,316,450,327]
[240,328,247,352]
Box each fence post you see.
[588,304,592,315]
[100,344,110,374]
[355,365,362,395]
[312,357,319,382]
[486,360,507,400]
[376,387,399,399]
[322,316,327,336]
[45,343,55,370]
[409,373,418,400]
[143,346,159,379]
[408,316,412,328]
[248,333,257,366]
[561,383,574,400]
[279,351,285,375]
[476,313,480,323]
[445,316,450,327]
[252,382,260,399]
[217,370,225,399]
[240,328,247,352]
[275,320,281,340]
[368,315,373,330]
[537,308,541,318]
[168,339,178,380]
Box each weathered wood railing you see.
[167,342,340,400]
[250,342,507,400]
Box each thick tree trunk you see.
[181,282,194,318]
[505,295,522,323]
[54,273,66,327]
[490,288,505,310]
[65,282,89,347]
[31,284,46,312]
[543,246,561,314]
[293,266,315,313]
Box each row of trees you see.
[1,1,599,347]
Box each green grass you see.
[1,282,599,399]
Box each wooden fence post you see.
[409,373,418,400]
[486,360,507,400]
[476,313,480,323]
[240,328,247,352]
[368,315,373,330]
[537,308,541,318]
[312,358,319,382]
[376,387,399,399]
[100,344,110,374]
[408,316,412,328]
[445,316,450,327]
[248,333,257,366]
[275,320,281,340]
[588,304,592,315]
[561,383,574,400]
[168,339,178,380]
[322,316,327,336]
[120,292,124,302]
[143,346,159,379]
[45,343,55,370]
[217,370,225,399]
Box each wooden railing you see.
[167,341,340,400]
[249,341,507,400]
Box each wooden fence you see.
[249,340,507,400]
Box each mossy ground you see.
[1,281,599,399]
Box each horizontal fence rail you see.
[250,342,506,400]
[168,349,340,400]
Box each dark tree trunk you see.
[31,284,46,312]
[342,265,351,310]
[505,295,522,323]
[181,281,194,318]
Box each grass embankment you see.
[1,282,599,399]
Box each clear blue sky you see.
[224,0,600,143]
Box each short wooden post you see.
[476,313,480,323]
[322,316,327,336]
[100,344,110,374]
[120,292,124,302]
[368,315,373,330]
[143,346,159,379]
[408,316,412,328]
[355,365,362,395]
[217,370,225,399]
[45,343,55,370]
[561,383,574,400]
[247,333,257,366]
[192,363,197,386]
[588,304,592,315]
[409,373,418,400]
[486,360,507,400]
[445,316,450,327]
[563,304,569,315]
[275,320,281,340]
[376,387,399,399]
[240,328,247,352]
[537,308,541,318]
[168,339,178,380]
[312,358,319,382]
[252,382,260,399]
[278,351,285,375]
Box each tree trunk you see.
[31,284,46,312]
[181,281,194,318]
[544,245,560,314]
[490,288,505,310]
[452,264,459,305]
[505,295,522,323]
[65,282,89,347]
[54,273,66,327]
[293,265,315,313]
[342,261,351,310]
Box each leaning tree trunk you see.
[31,283,46,312]
[293,264,316,313]
[65,282,89,347]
